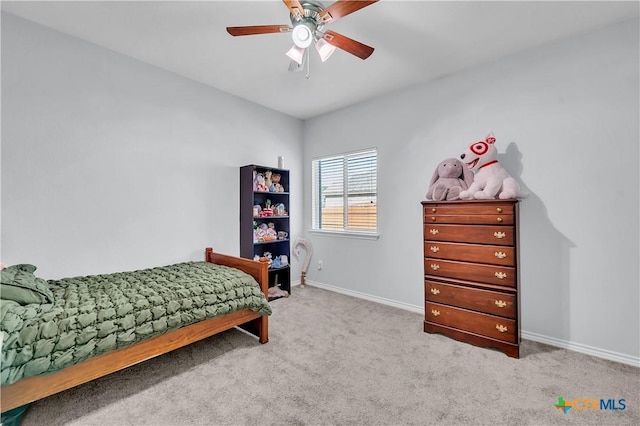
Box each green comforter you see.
[0,261,272,385]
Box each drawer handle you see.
[431,208,437,213]
[430,263,440,271]
[496,324,508,333]
[496,207,503,213]
[430,246,440,253]
[429,228,439,235]
[494,251,507,259]
[494,300,507,308]
[496,217,503,223]
[430,288,440,295]
[495,271,507,279]
[431,309,441,317]
[494,231,506,239]
[431,216,437,222]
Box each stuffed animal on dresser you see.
[426,158,474,201]
[459,133,526,200]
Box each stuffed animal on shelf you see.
[254,222,277,242]
[459,133,526,200]
[264,170,273,191]
[270,173,285,192]
[255,173,268,192]
[274,203,287,216]
[426,158,474,201]
[262,251,273,267]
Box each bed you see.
[0,247,271,423]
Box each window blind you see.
[312,149,377,233]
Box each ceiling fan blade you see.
[282,0,304,19]
[319,0,379,24]
[323,30,374,60]
[227,25,291,36]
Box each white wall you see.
[1,13,303,281]
[2,12,638,365]
[302,19,639,364]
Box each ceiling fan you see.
[227,0,378,69]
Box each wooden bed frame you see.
[0,247,269,416]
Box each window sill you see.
[309,229,380,240]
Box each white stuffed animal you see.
[459,133,525,200]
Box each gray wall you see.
[302,19,639,364]
[1,13,303,280]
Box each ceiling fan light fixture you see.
[227,0,379,67]
[286,44,306,65]
[315,37,336,62]
[291,23,314,48]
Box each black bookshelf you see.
[240,165,291,298]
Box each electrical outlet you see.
[317,260,323,270]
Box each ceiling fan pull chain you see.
[305,48,311,79]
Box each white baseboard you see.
[521,330,639,367]
[301,280,640,368]
[303,279,424,314]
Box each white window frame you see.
[311,148,379,240]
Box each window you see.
[312,148,377,236]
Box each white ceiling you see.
[2,1,638,120]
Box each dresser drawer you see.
[424,224,514,246]
[425,258,516,287]
[424,203,514,217]
[424,241,515,266]
[424,213,513,225]
[425,302,516,343]
[425,280,515,317]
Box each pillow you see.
[0,264,55,305]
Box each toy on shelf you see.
[254,200,287,217]
[255,172,268,192]
[253,222,278,242]
[259,200,273,217]
[253,252,292,270]
[274,203,287,216]
[270,254,289,269]
[262,251,273,267]
[264,170,273,191]
[271,173,285,192]
[277,231,288,240]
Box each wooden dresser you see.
[422,199,520,358]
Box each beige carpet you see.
[20,285,639,425]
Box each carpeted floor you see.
[20,285,639,425]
